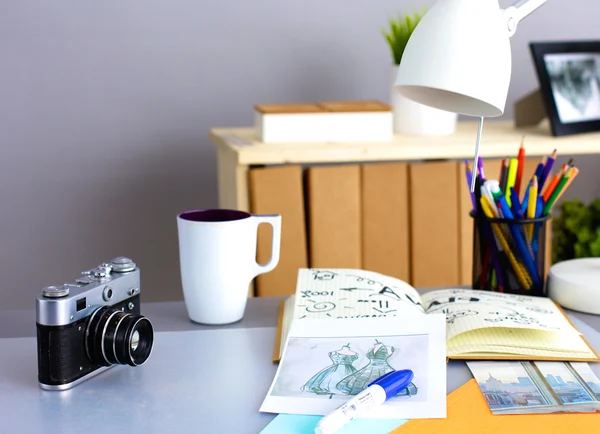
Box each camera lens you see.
[86,306,154,367]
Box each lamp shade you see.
[394,0,512,117]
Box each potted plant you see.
[553,198,600,263]
[382,10,458,135]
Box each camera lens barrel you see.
[86,306,154,367]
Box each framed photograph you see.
[530,41,600,136]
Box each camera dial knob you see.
[42,284,70,298]
[111,257,136,273]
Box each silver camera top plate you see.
[36,257,140,327]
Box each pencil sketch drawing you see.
[337,339,417,397]
[300,339,418,398]
[301,344,358,395]
[271,334,427,402]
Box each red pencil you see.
[515,137,525,194]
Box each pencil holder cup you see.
[470,211,551,297]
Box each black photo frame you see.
[530,41,600,136]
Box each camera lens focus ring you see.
[85,306,154,368]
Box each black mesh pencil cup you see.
[471,211,551,297]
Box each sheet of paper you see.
[421,288,581,341]
[261,315,447,419]
[293,269,425,320]
[467,360,600,415]
[260,414,407,434]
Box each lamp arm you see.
[503,0,550,37]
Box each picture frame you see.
[530,41,600,136]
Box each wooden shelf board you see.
[210,120,600,165]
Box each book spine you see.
[306,165,362,268]
[361,162,410,281]
[249,165,308,296]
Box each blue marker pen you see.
[314,369,414,434]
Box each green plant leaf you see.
[381,10,426,65]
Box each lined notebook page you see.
[447,328,594,359]
[421,289,580,341]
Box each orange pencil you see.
[542,168,565,202]
[542,159,573,201]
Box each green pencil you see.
[543,169,571,215]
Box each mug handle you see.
[253,214,282,276]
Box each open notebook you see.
[273,269,599,363]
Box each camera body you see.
[36,257,153,391]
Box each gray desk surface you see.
[1,296,599,434]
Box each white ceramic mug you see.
[177,209,281,325]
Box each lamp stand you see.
[514,89,547,127]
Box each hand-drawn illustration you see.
[442,309,478,324]
[525,306,554,314]
[301,344,358,395]
[485,311,541,325]
[336,339,418,397]
[348,275,381,286]
[311,270,338,280]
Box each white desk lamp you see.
[394,0,549,187]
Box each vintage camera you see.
[36,257,154,390]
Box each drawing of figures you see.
[301,344,358,395]
[336,340,418,397]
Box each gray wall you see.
[2,0,599,309]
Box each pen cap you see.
[368,369,414,400]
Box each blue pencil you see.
[521,160,545,214]
[496,195,541,287]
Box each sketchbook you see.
[273,269,600,363]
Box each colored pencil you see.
[543,167,572,215]
[477,156,485,181]
[526,176,538,242]
[505,158,518,207]
[554,166,579,203]
[480,196,532,290]
[542,166,565,202]
[539,149,556,190]
[514,138,525,194]
[464,160,476,211]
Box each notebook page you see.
[292,269,425,320]
[448,328,592,355]
[421,288,580,341]
[449,346,596,359]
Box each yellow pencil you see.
[526,175,538,242]
[505,158,519,207]
[480,196,533,290]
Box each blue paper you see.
[260,414,407,434]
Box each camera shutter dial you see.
[42,285,70,298]
[110,257,136,273]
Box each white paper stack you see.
[254,100,392,143]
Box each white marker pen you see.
[315,369,414,434]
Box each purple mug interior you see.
[178,209,250,222]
